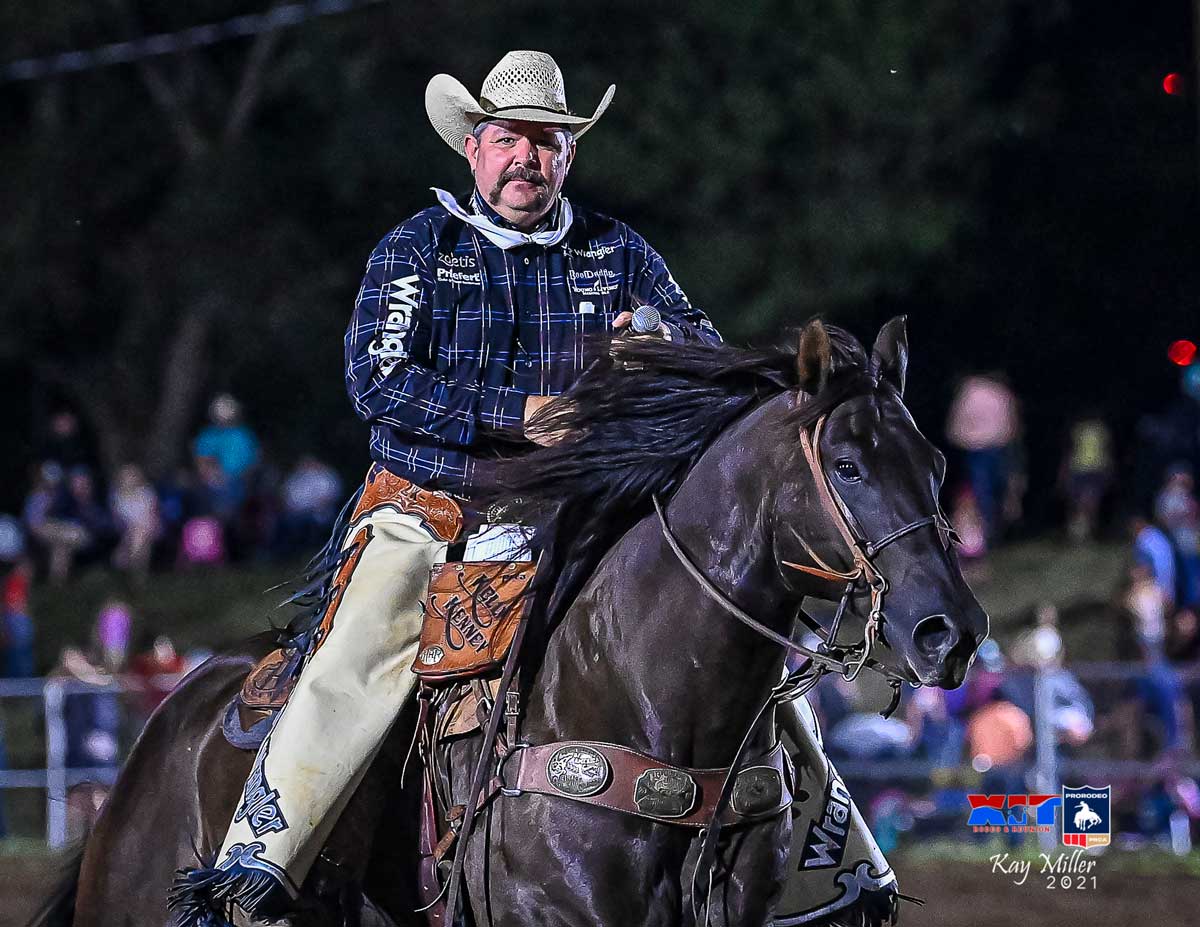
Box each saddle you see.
[221,559,534,750]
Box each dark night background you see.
[0,0,1196,528]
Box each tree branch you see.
[223,9,286,146]
[104,0,209,159]
[137,61,210,159]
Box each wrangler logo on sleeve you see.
[367,274,421,376]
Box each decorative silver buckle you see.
[633,768,697,818]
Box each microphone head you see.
[630,305,662,334]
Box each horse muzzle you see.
[906,613,986,689]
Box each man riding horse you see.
[171,51,894,926]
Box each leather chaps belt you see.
[507,739,794,828]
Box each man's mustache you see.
[502,167,546,186]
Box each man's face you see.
[464,119,575,227]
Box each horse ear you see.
[796,319,832,395]
[871,315,909,396]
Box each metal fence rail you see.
[1,661,1198,848]
[0,676,147,847]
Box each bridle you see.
[653,385,958,698]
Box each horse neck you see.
[526,398,799,769]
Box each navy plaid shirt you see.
[345,192,721,496]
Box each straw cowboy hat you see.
[425,50,615,157]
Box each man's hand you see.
[613,310,670,339]
[524,395,570,446]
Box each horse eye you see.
[833,459,862,483]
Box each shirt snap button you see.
[523,257,530,265]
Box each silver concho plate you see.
[417,645,445,666]
[730,765,783,816]
[545,745,610,797]
[634,768,697,818]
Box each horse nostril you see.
[912,614,960,660]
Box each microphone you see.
[630,305,662,335]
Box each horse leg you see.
[74,655,257,927]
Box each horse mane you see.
[475,324,871,630]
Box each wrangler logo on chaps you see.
[234,734,289,838]
[801,770,852,869]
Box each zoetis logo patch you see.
[1062,785,1111,848]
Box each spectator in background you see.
[48,467,117,574]
[1167,608,1200,663]
[966,691,1033,844]
[193,454,239,523]
[1,562,35,678]
[967,693,1033,771]
[193,394,260,506]
[277,456,343,556]
[1060,416,1114,543]
[37,409,93,472]
[110,464,159,581]
[95,599,133,674]
[949,485,988,562]
[0,515,24,567]
[1121,644,1188,758]
[156,466,202,565]
[1123,563,1169,659]
[1131,514,1177,611]
[946,637,1006,720]
[1155,463,1200,608]
[945,373,1024,545]
[1168,608,1200,739]
[906,685,964,768]
[52,645,120,770]
[23,462,88,583]
[1002,604,1095,748]
[129,633,185,716]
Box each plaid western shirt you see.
[345,192,722,496]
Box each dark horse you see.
[38,318,986,927]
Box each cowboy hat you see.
[425,50,615,157]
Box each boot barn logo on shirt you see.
[568,267,620,296]
[368,275,420,376]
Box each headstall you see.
[653,390,958,704]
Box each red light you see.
[1168,340,1197,366]
[1163,73,1183,95]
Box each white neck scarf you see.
[432,187,574,251]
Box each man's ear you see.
[464,133,479,171]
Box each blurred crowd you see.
[0,395,343,585]
[0,590,214,838]
[809,595,1200,852]
[1,365,1199,845]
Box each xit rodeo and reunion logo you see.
[1061,784,1111,848]
[966,792,1061,834]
